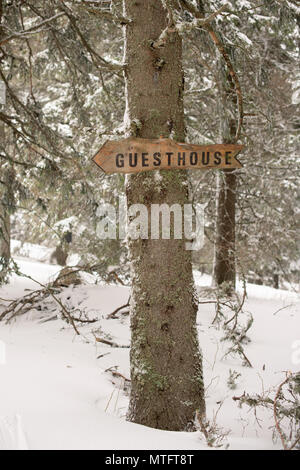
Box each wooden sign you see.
[93,137,244,174]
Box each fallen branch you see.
[26,273,81,335]
[111,370,131,382]
[273,372,291,451]
[107,297,130,319]
[0,287,54,322]
[94,336,129,348]
[233,373,300,450]
[0,270,81,335]
[69,315,97,324]
[95,336,116,347]
[107,270,125,285]
[224,278,247,330]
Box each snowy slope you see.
[0,257,299,450]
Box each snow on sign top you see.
[0,81,6,105]
[92,137,244,174]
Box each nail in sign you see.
[93,137,244,174]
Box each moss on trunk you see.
[124,0,205,431]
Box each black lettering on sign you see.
[129,152,137,167]
[116,153,124,168]
[190,152,198,166]
[142,152,149,167]
[214,151,221,165]
[178,152,185,166]
[225,151,232,164]
[153,152,161,166]
[202,152,209,165]
[166,152,173,166]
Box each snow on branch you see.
[151,2,229,49]
[66,0,131,25]
[0,12,66,47]
[180,0,244,143]
[57,3,125,73]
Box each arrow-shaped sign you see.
[93,137,244,174]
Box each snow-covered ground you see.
[0,256,299,450]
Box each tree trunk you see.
[213,170,236,290]
[213,53,237,292]
[0,193,10,283]
[124,0,205,430]
[273,273,279,289]
[0,0,10,285]
[0,151,12,284]
[0,127,11,283]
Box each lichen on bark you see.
[123,0,205,431]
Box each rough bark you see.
[213,169,236,290]
[50,245,68,266]
[0,0,10,284]
[213,54,237,291]
[0,149,12,284]
[0,62,11,282]
[273,273,279,289]
[0,184,11,283]
[124,0,205,430]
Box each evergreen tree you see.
[124,0,205,430]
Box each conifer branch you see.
[0,12,66,46]
[151,2,229,49]
[57,4,124,72]
[179,1,243,142]
[67,0,131,24]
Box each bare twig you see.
[0,12,66,46]
[93,332,129,348]
[152,2,229,49]
[224,277,247,329]
[0,270,81,335]
[180,0,243,142]
[111,370,130,382]
[107,270,125,285]
[69,0,131,24]
[107,297,130,319]
[273,372,291,451]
